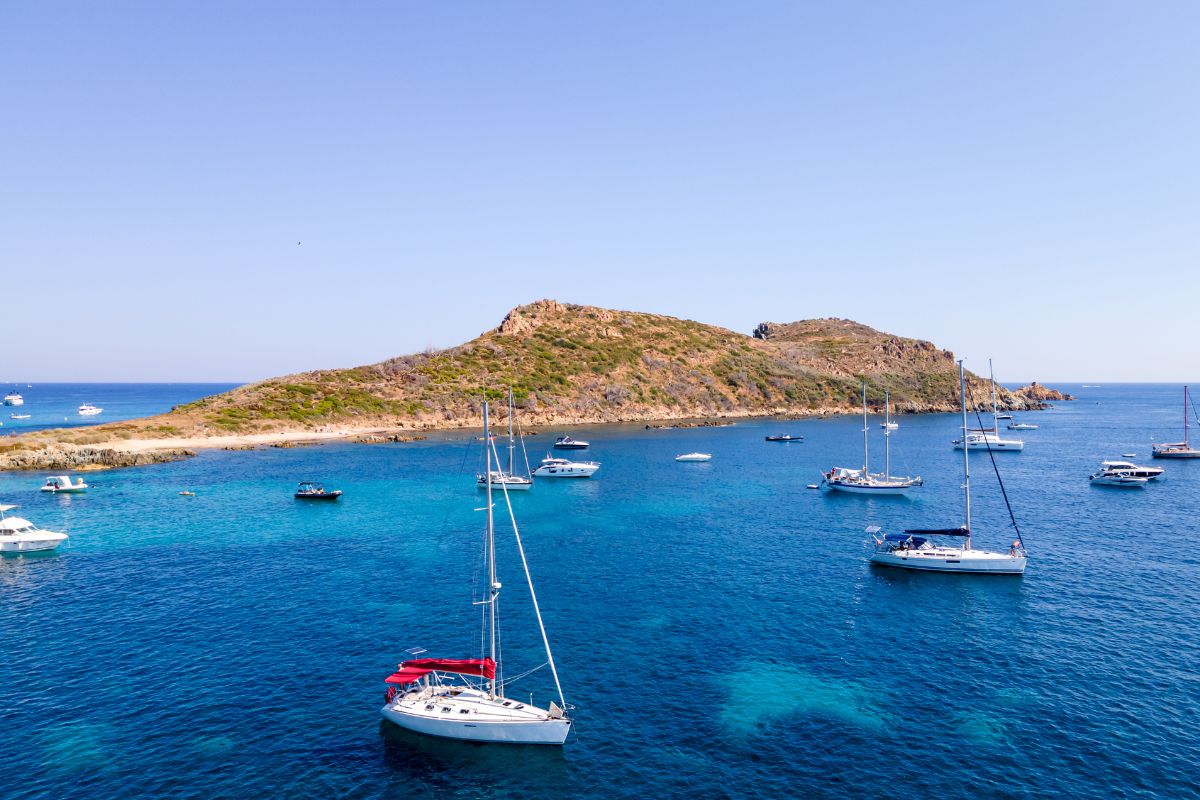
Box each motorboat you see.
[675,453,712,462]
[1098,460,1163,481]
[78,404,103,416]
[552,436,590,450]
[477,389,535,490]
[10,413,30,420]
[1089,469,1148,488]
[532,456,599,478]
[3,392,23,406]
[381,400,571,745]
[294,481,342,500]
[1152,386,1200,458]
[879,422,899,431]
[40,475,88,493]
[765,434,804,442]
[1007,421,1039,430]
[824,387,921,495]
[954,360,1023,451]
[0,505,68,553]
[869,361,1027,575]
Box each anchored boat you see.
[823,387,921,495]
[477,389,533,491]
[380,400,571,745]
[1152,386,1200,458]
[40,476,88,493]
[0,505,68,553]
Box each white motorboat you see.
[675,452,712,462]
[553,436,590,450]
[3,392,23,406]
[10,413,30,420]
[40,475,89,493]
[0,505,68,553]
[1098,460,1163,481]
[1008,421,1039,430]
[824,387,921,495]
[1089,469,1148,488]
[880,421,899,431]
[78,404,103,416]
[477,389,534,491]
[1152,386,1200,458]
[954,360,1023,451]
[381,401,571,745]
[532,456,600,478]
[869,361,1027,575]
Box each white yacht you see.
[476,390,533,491]
[1089,468,1148,488]
[3,391,23,406]
[824,387,921,495]
[1008,421,1038,430]
[1152,386,1200,458]
[675,452,712,462]
[381,401,571,745]
[10,413,30,420]
[954,360,1023,451]
[553,436,590,450]
[870,361,1027,574]
[0,505,68,553]
[40,475,89,493]
[78,404,103,416]
[1098,460,1163,481]
[532,456,600,478]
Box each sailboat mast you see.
[989,358,998,434]
[959,361,972,550]
[861,383,869,473]
[884,390,891,480]
[483,401,499,699]
[507,388,515,476]
[1186,385,1190,448]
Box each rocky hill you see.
[0,300,1056,467]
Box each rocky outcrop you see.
[1013,382,1075,402]
[0,446,194,472]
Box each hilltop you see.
[0,300,1054,470]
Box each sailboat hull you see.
[870,551,1026,574]
[825,481,915,495]
[381,704,570,745]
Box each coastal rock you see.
[0,445,195,472]
[354,434,427,444]
[1012,382,1075,402]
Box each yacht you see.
[765,434,803,442]
[40,475,89,493]
[532,455,600,478]
[553,436,590,450]
[954,360,1023,451]
[823,387,921,495]
[9,413,30,420]
[1089,468,1148,488]
[78,404,103,416]
[381,400,571,745]
[869,361,1027,574]
[0,505,68,553]
[3,391,23,406]
[477,390,533,491]
[675,453,712,462]
[1152,386,1200,458]
[1097,460,1163,481]
[1007,420,1039,430]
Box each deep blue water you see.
[1,383,1198,799]
[0,383,240,434]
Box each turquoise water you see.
[0,383,239,434]
[1,384,1199,799]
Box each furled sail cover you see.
[903,527,970,536]
[385,667,432,685]
[401,658,497,679]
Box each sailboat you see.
[822,386,922,495]
[381,401,571,744]
[1151,386,1200,458]
[477,389,534,490]
[869,361,1027,574]
[953,359,1023,451]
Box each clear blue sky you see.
[3,1,1197,382]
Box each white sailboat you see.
[870,361,1027,574]
[823,387,922,495]
[953,360,1023,451]
[381,401,571,745]
[1151,386,1200,458]
[477,389,533,490]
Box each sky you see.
[2,1,1198,382]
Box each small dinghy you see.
[675,453,712,462]
[294,481,343,500]
[40,475,88,493]
[765,434,803,442]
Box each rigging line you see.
[499,661,549,687]
[487,434,568,710]
[965,381,1025,549]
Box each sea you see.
[1,383,1198,800]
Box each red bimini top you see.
[384,657,497,685]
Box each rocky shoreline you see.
[0,446,196,472]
